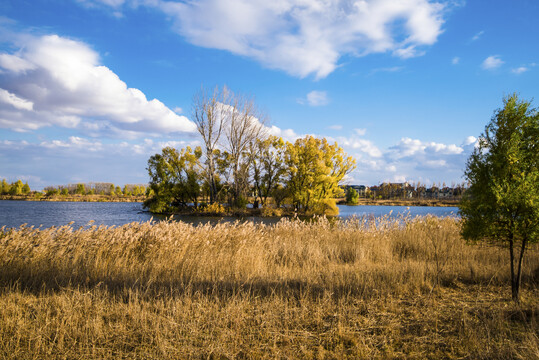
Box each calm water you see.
[0,200,459,229]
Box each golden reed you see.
[0,216,537,359]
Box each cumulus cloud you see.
[338,136,382,158]
[87,0,447,79]
[340,134,475,185]
[462,136,476,146]
[389,137,463,158]
[481,55,503,70]
[0,34,196,135]
[267,125,299,143]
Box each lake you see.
[0,200,459,229]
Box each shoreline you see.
[0,194,145,203]
[1,194,460,207]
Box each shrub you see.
[200,202,227,215]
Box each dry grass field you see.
[0,216,537,359]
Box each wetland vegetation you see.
[0,216,537,359]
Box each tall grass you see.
[0,216,537,359]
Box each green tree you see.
[345,187,359,205]
[132,185,142,196]
[460,94,539,302]
[285,136,356,214]
[9,180,24,195]
[60,188,69,196]
[45,187,59,196]
[1,179,8,194]
[22,182,31,195]
[144,146,202,213]
[250,136,286,207]
[76,183,86,195]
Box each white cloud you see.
[0,89,34,111]
[391,174,407,183]
[354,128,367,136]
[451,56,459,65]
[393,45,425,59]
[423,159,447,168]
[462,136,476,146]
[267,125,299,143]
[340,137,383,158]
[77,0,126,8]
[39,136,103,152]
[0,136,207,188]
[389,137,463,158]
[0,54,37,73]
[471,30,484,42]
[481,55,503,70]
[511,66,528,74]
[0,34,197,135]
[328,124,343,130]
[97,0,447,79]
[304,90,329,106]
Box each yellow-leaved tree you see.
[285,136,356,215]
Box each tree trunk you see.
[508,233,518,301]
[207,151,216,204]
[514,236,528,303]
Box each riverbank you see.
[2,194,460,207]
[0,194,145,202]
[0,217,537,358]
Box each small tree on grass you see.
[345,187,359,205]
[460,94,539,302]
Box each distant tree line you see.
[0,179,31,195]
[344,182,467,202]
[144,86,356,215]
[43,182,147,197]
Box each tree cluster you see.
[144,87,356,215]
[43,182,146,197]
[0,179,31,195]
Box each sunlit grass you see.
[0,216,537,359]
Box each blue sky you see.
[0,0,537,189]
